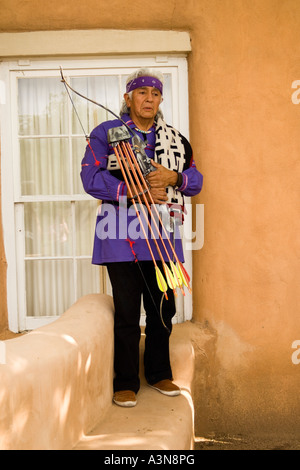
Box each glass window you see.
[2,59,189,331]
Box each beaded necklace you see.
[134,127,152,135]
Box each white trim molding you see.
[0,29,191,58]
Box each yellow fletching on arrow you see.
[164,264,177,290]
[170,261,182,287]
[155,266,168,294]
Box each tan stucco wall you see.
[189,0,300,438]
[0,0,299,441]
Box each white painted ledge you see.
[0,29,191,58]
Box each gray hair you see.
[120,68,164,120]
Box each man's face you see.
[124,86,162,124]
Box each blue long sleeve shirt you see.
[81,115,203,265]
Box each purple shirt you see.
[81,115,203,265]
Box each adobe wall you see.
[0,0,299,441]
[189,0,300,438]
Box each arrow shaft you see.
[123,142,180,260]
[113,145,170,298]
[114,145,177,295]
[122,142,189,293]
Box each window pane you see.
[71,76,120,134]
[77,259,101,298]
[159,73,172,124]
[75,200,99,256]
[18,77,68,136]
[24,202,73,257]
[25,259,74,317]
[72,137,87,194]
[20,138,70,195]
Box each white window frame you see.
[0,55,192,332]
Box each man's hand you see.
[146,160,178,188]
[127,183,168,205]
[147,186,168,204]
[127,160,176,205]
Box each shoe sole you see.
[148,384,181,397]
[113,398,137,407]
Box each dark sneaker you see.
[113,390,137,407]
[148,379,181,397]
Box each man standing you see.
[81,68,203,407]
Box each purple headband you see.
[126,76,163,95]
